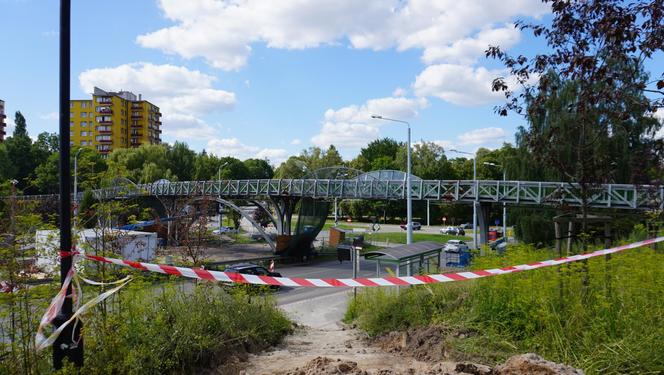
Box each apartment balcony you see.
[130,132,143,137]
[97,108,113,114]
[97,100,112,106]
[97,129,112,134]
[98,139,112,144]
[98,120,113,125]
[131,124,143,128]
[131,115,143,119]
[99,148,112,154]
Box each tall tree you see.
[487,0,664,245]
[4,112,34,188]
[166,142,196,181]
[244,158,274,179]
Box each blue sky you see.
[1,0,662,164]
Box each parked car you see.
[399,222,422,230]
[440,226,465,236]
[212,226,237,235]
[224,263,282,290]
[459,223,473,229]
[443,239,470,253]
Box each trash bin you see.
[488,230,498,241]
[337,244,352,263]
[352,235,364,247]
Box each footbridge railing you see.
[81,179,663,210]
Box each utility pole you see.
[53,0,83,368]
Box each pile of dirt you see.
[493,353,584,375]
[281,356,368,375]
[372,325,476,362]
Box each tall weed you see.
[347,242,664,374]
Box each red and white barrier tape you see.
[68,236,664,288]
[35,261,132,352]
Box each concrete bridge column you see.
[477,202,492,248]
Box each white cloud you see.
[421,24,520,65]
[392,87,407,97]
[206,137,287,164]
[39,112,59,121]
[79,62,236,142]
[162,113,219,140]
[311,96,427,150]
[458,127,505,145]
[430,139,455,150]
[255,148,289,164]
[290,138,301,145]
[413,64,507,106]
[654,109,664,139]
[137,0,548,71]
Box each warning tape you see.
[69,236,663,288]
[35,262,132,352]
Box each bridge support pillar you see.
[477,202,492,248]
[270,197,299,236]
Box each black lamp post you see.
[53,0,84,368]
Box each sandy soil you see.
[239,290,458,375]
[240,322,458,375]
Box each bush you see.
[347,241,664,374]
[1,279,291,375]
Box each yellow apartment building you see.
[70,87,162,155]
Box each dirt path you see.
[240,290,458,375]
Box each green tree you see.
[108,144,175,183]
[359,138,401,168]
[0,144,14,181]
[244,158,274,179]
[274,156,306,178]
[4,112,34,188]
[166,142,196,181]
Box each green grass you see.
[346,233,664,374]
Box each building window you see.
[81,112,87,118]
[70,131,73,136]
[70,112,74,118]
[81,131,87,136]
[81,121,87,127]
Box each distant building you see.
[70,87,162,156]
[0,99,6,142]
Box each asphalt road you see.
[274,258,385,306]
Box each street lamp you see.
[371,114,412,245]
[483,162,507,242]
[217,161,229,231]
[450,149,477,249]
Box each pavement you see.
[275,258,382,309]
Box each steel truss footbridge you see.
[10,172,663,254]
[91,178,662,210]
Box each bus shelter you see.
[363,241,445,277]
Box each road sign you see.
[495,219,500,225]
[442,217,447,223]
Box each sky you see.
[1,0,662,165]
